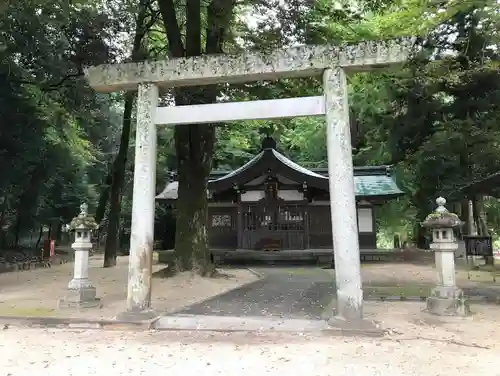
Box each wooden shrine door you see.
[241,198,305,250]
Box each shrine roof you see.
[156,140,403,200]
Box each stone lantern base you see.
[426,285,470,316]
[59,281,102,310]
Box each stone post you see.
[323,68,363,323]
[422,197,470,316]
[59,203,100,309]
[123,83,159,320]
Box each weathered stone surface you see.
[155,96,325,125]
[126,83,158,312]
[115,309,159,322]
[84,36,416,326]
[60,203,100,310]
[152,315,383,336]
[426,286,470,316]
[323,68,363,322]
[422,197,469,317]
[422,197,463,228]
[84,37,416,92]
[326,316,382,335]
[59,286,102,310]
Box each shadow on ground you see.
[172,265,500,319]
[173,267,335,320]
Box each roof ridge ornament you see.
[435,197,448,214]
[261,136,277,150]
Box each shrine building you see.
[156,137,403,263]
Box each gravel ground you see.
[0,328,498,375]
[0,255,258,319]
[2,262,500,375]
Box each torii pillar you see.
[84,37,415,323]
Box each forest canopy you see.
[0,0,499,269]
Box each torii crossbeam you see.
[84,37,416,324]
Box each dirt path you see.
[178,267,334,319]
[0,255,258,319]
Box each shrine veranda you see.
[84,37,415,322]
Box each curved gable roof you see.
[156,147,403,200]
[208,148,329,191]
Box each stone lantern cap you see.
[69,203,98,231]
[421,197,463,229]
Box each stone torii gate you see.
[84,37,415,323]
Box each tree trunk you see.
[94,170,112,224]
[102,0,152,267]
[415,223,428,249]
[173,90,216,274]
[467,199,476,235]
[35,225,43,250]
[460,199,469,234]
[0,194,8,248]
[473,195,489,236]
[13,164,45,247]
[103,92,134,267]
[47,222,52,241]
[472,195,493,265]
[158,0,235,275]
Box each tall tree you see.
[101,0,158,267]
[156,0,236,274]
[0,0,121,247]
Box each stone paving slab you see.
[154,315,329,331]
[0,316,153,330]
[152,314,384,336]
[0,313,383,337]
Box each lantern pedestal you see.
[426,286,469,316]
[59,204,101,310]
[60,286,100,309]
[426,247,469,316]
[422,198,470,317]
[59,254,101,309]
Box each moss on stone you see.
[422,211,462,228]
[69,216,98,230]
[84,37,417,92]
[426,212,459,219]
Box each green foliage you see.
[205,0,500,246]
[3,0,500,251]
[0,0,122,247]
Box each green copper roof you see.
[157,172,403,200]
[354,174,403,198]
[157,144,404,200]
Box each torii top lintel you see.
[84,37,416,93]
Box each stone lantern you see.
[421,197,469,316]
[59,203,101,309]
